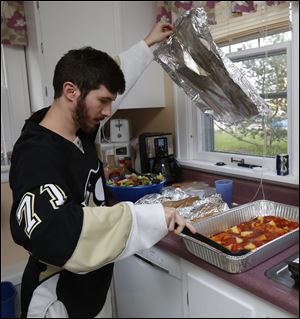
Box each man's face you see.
[74,85,117,133]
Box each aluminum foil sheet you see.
[177,194,228,222]
[176,183,215,198]
[135,187,229,222]
[135,187,190,205]
[153,7,270,125]
[181,200,299,273]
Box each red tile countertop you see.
[157,232,299,316]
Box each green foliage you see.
[214,131,287,156]
[217,33,288,155]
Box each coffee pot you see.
[139,132,181,185]
[152,154,181,185]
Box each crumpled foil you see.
[153,7,270,125]
[177,193,228,222]
[135,187,228,223]
[135,187,190,205]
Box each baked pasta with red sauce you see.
[209,215,299,252]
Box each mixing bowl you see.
[106,181,165,202]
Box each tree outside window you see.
[212,32,289,157]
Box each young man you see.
[9,22,196,318]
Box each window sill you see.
[1,165,10,183]
[179,159,299,187]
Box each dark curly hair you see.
[53,46,125,99]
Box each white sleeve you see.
[114,202,168,261]
[100,40,153,128]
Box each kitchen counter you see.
[107,190,298,315]
[156,232,299,316]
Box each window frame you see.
[173,9,299,186]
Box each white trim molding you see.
[173,6,299,186]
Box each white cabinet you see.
[24,1,165,111]
[113,248,296,318]
[116,1,165,109]
[180,259,296,318]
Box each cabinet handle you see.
[187,291,189,306]
[134,254,169,274]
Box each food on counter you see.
[162,196,200,208]
[161,192,227,222]
[164,193,229,223]
[107,172,164,187]
[172,181,209,189]
[189,201,223,222]
[210,215,299,252]
[135,189,228,223]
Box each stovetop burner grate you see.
[265,253,299,289]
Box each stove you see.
[265,253,299,289]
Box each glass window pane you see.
[220,45,230,54]
[213,46,288,157]
[214,97,288,157]
[234,52,287,95]
[231,38,259,52]
[260,31,292,46]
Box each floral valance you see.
[1,1,27,46]
[156,1,287,25]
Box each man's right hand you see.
[163,206,196,235]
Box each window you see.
[206,32,290,158]
[174,6,298,185]
[1,44,31,182]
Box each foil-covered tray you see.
[135,187,229,222]
[181,200,299,273]
[153,7,270,125]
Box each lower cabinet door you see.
[181,260,296,318]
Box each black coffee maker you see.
[139,132,181,185]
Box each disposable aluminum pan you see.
[180,200,299,273]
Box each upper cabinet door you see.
[25,1,118,109]
[116,1,165,109]
[25,1,165,111]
